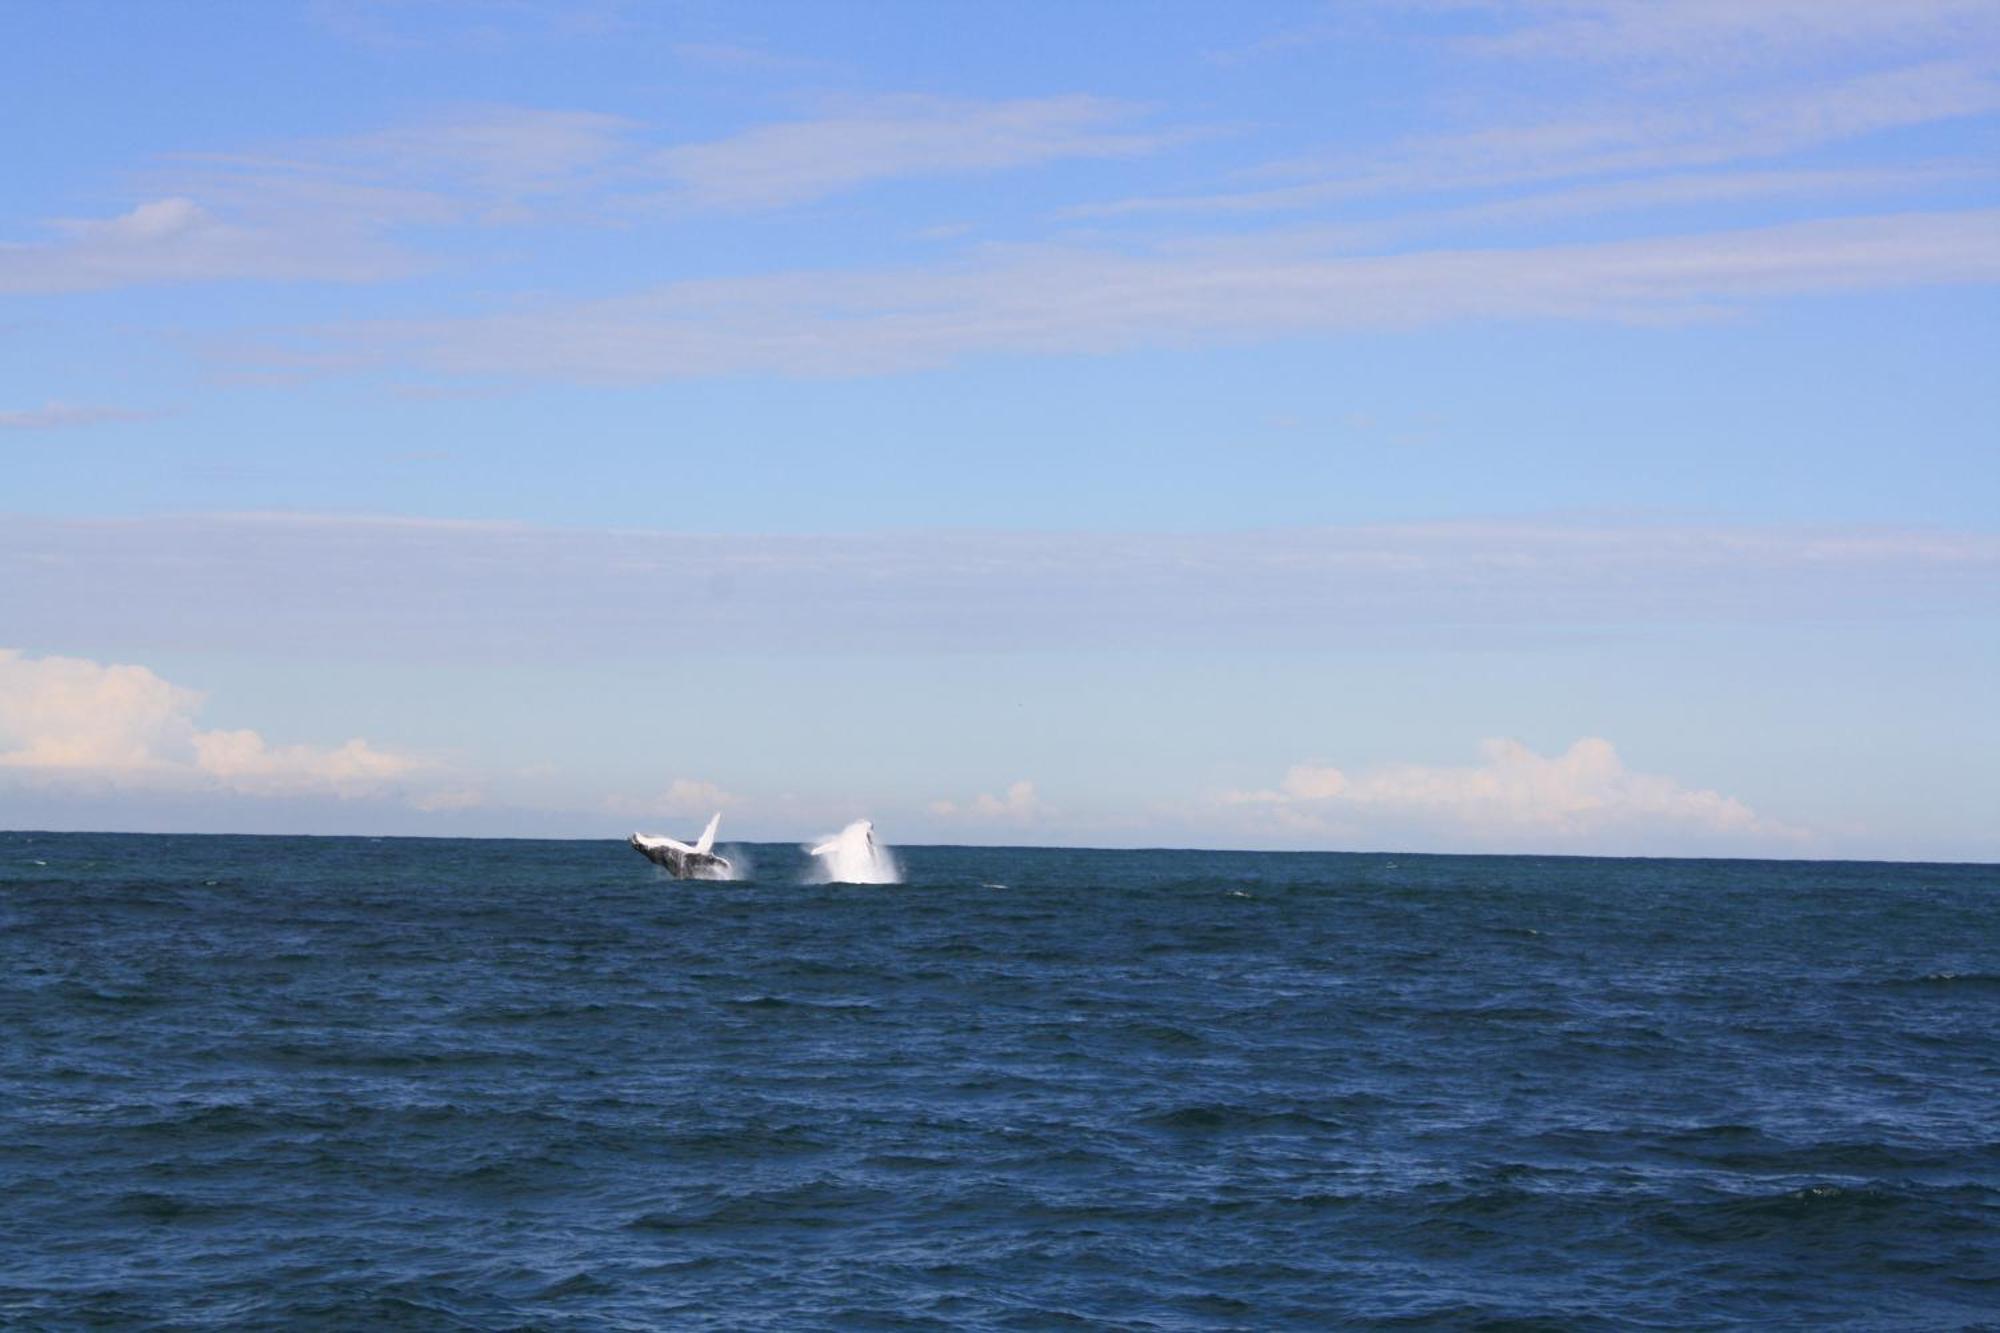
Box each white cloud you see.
[1222,736,1799,852]
[930,779,1045,822]
[0,401,152,431]
[0,648,425,800]
[0,651,201,774]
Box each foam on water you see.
[807,819,899,883]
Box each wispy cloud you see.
[2,96,1191,294]
[1396,165,1991,231]
[306,107,635,208]
[6,515,1994,661]
[1218,736,1801,854]
[1090,61,2000,218]
[1448,0,2000,69]
[1229,0,2000,73]
[152,106,632,237]
[670,41,829,74]
[1350,59,2000,187]
[0,401,153,431]
[306,208,2000,380]
[1099,0,2000,295]
[650,95,1182,211]
[307,0,640,53]
[0,196,415,294]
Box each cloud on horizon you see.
[606,778,740,824]
[1220,736,1799,853]
[0,645,1863,857]
[0,648,430,802]
[929,780,1046,823]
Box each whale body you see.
[628,812,732,879]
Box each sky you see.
[3,0,1997,860]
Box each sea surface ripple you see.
[2,833,1996,1329]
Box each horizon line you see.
[4,827,1993,870]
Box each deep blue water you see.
[2,833,1997,1330]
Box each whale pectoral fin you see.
[694,812,721,856]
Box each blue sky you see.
[3,0,1997,859]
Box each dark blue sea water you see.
[2,833,1996,1329]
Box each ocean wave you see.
[1139,1103,1351,1134]
[626,1181,897,1233]
[5,833,1996,1329]
[1871,970,2000,991]
[1640,1182,1991,1245]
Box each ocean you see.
[2,832,1995,1329]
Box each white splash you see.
[807,819,900,884]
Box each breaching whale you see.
[628,812,732,879]
[808,819,899,884]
